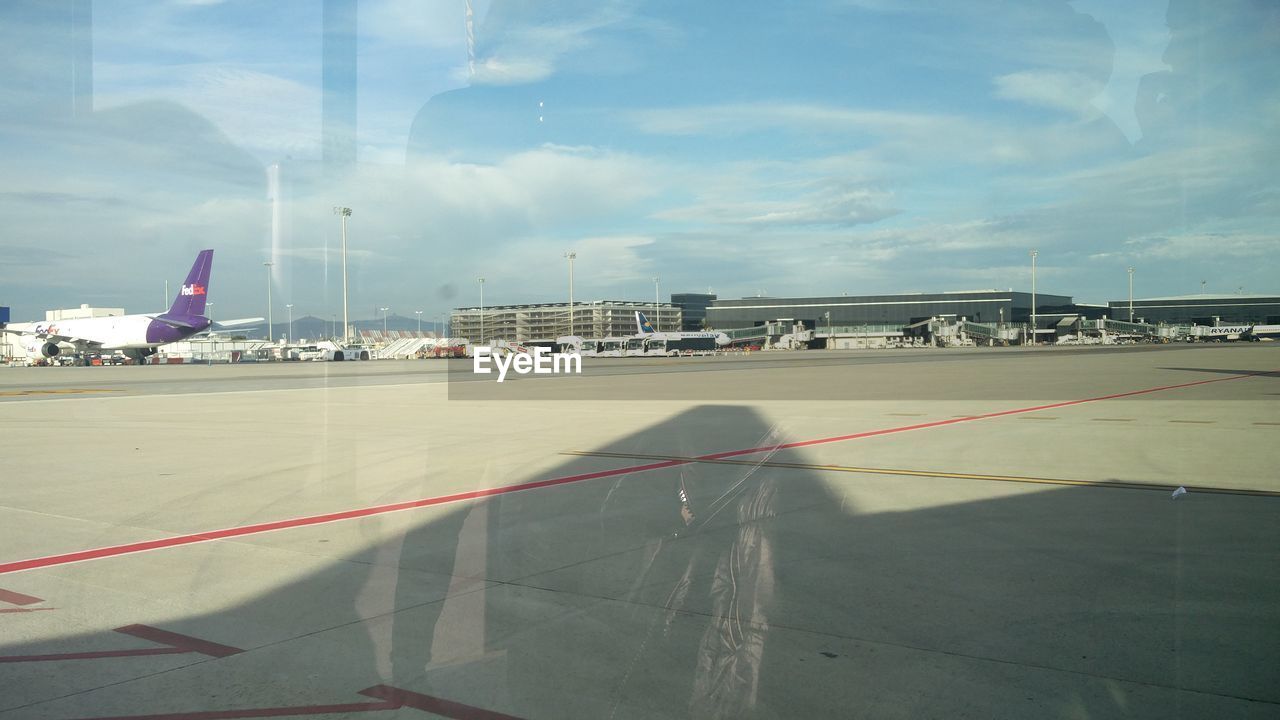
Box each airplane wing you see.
[212,317,263,329]
[0,324,95,347]
[2,326,99,357]
[195,317,265,337]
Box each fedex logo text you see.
[473,346,581,382]
[181,284,207,296]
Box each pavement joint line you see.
[0,625,242,664]
[0,388,126,397]
[0,381,445,405]
[0,582,499,716]
[0,369,1264,576]
[560,451,1280,497]
[766,615,1280,708]
[55,685,524,720]
[492,576,1280,709]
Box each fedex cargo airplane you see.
[0,249,260,364]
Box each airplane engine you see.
[122,348,155,364]
[41,341,61,358]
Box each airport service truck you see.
[309,340,372,361]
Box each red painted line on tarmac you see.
[72,698,399,720]
[360,685,526,719]
[70,685,522,720]
[115,624,244,658]
[700,372,1261,460]
[0,460,682,576]
[0,588,43,605]
[0,372,1262,577]
[0,625,240,663]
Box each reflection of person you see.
[604,426,782,718]
[379,407,785,718]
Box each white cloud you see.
[631,103,951,138]
[470,56,556,85]
[95,66,321,162]
[1069,0,1172,142]
[470,3,634,86]
[993,69,1104,116]
[361,0,472,50]
[659,186,898,228]
[1122,233,1278,261]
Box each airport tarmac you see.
[0,344,1277,719]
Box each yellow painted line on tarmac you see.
[0,388,126,397]
[1091,417,1134,422]
[561,450,1280,498]
[1169,419,1214,424]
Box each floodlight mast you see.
[334,206,352,343]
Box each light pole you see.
[164,280,169,310]
[1127,266,1135,322]
[380,307,390,336]
[263,260,274,342]
[415,310,423,335]
[286,304,293,342]
[652,276,660,331]
[1029,249,1037,346]
[331,314,336,340]
[565,251,576,336]
[333,206,352,343]
[477,277,485,344]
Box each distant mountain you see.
[219,314,446,342]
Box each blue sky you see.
[0,0,1276,322]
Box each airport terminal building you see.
[671,293,716,332]
[1106,295,1280,325]
[450,300,681,343]
[706,290,1074,330]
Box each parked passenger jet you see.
[0,249,260,364]
[635,312,731,346]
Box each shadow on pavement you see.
[2,405,1278,719]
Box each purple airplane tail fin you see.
[167,250,213,317]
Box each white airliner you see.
[1191,324,1279,342]
[634,311,731,355]
[0,250,261,364]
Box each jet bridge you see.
[1100,318,1160,338]
[960,321,1021,344]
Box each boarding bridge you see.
[819,324,903,337]
[1100,318,1159,337]
[720,324,775,344]
[959,321,1021,343]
